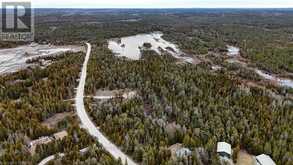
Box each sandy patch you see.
[108,32,198,64]
[0,43,83,75]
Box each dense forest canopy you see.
[33,9,293,74]
[84,47,292,165]
[0,53,118,164]
[0,9,292,164]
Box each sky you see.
[18,0,293,8]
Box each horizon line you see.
[30,7,293,9]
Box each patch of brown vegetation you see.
[236,150,256,165]
[42,112,74,129]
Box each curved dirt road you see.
[75,43,136,165]
[38,148,88,165]
[38,43,135,165]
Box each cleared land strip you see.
[74,43,136,165]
